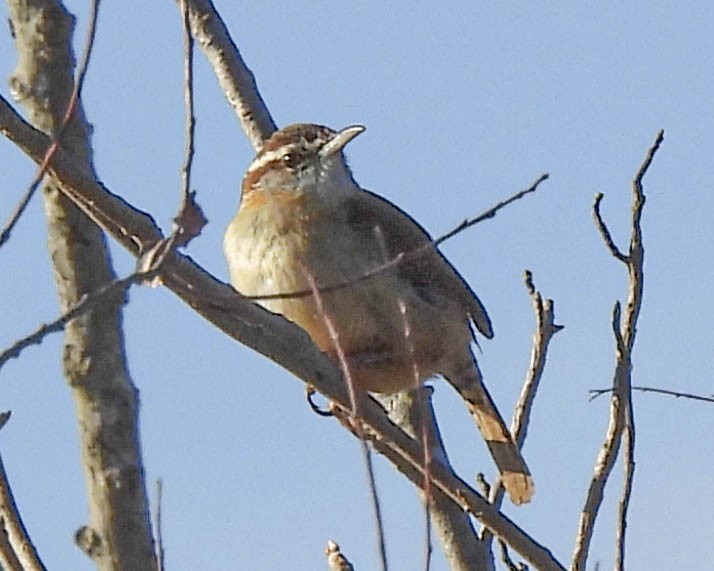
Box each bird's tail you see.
[444,358,534,505]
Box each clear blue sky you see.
[1,2,713,569]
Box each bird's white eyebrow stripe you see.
[247,146,295,173]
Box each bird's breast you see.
[225,190,387,341]
[224,190,313,298]
[223,189,466,392]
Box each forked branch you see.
[572,130,664,571]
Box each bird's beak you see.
[319,125,365,158]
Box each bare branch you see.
[590,386,714,404]
[0,274,133,372]
[332,403,564,571]
[178,0,276,148]
[483,271,562,540]
[384,388,493,571]
[571,130,663,571]
[434,173,549,248]
[592,193,627,263]
[171,1,207,250]
[179,0,196,202]
[0,0,100,250]
[506,271,562,456]
[5,1,157,565]
[393,303,434,571]
[612,130,662,571]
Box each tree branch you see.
[483,270,562,544]
[572,130,663,571]
[383,388,494,571]
[5,2,155,568]
[590,386,714,404]
[178,0,276,148]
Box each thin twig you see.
[483,270,561,544]
[250,174,549,303]
[178,0,276,148]
[634,131,665,187]
[0,238,176,373]
[302,269,388,571]
[0,274,131,372]
[592,194,627,263]
[376,217,435,571]
[590,385,714,403]
[180,0,196,202]
[434,174,548,248]
[171,0,206,249]
[0,93,162,258]
[0,0,101,249]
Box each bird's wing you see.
[344,189,494,339]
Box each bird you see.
[224,123,534,504]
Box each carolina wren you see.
[224,123,534,504]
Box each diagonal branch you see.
[1,0,100,249]
[178,0,276,148]
[0,235,180,373]
[434,174,549,249]
[332,401,563,571]
[0,273,136,372]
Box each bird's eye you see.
[282,153,297,168]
